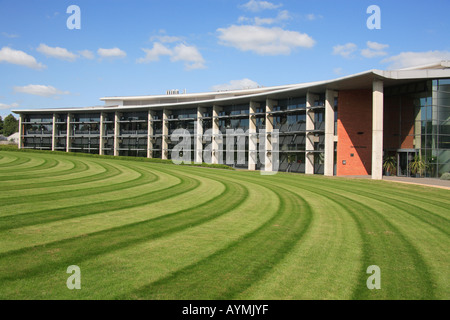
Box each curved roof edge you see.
[12,65,450,114]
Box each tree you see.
[3,114,18,137]
[0,116,3,135]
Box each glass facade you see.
[384,79,450,177]
[17,76,448,178]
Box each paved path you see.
[383,176,450,190]
[332,175,450,190]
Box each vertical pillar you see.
[265,99,275,172]
[18,114,23,149]
[51,113,56,151]
[372,79,384,180]
[114,111,120,156]
[305,92,317,174]
[99,112,105,155]
[415,106,421,150]
[66,113,72,153]
[147,110,154,158]
[195,106,204,164]
[212,105,221,164]
[324,89,335,176]
[162,108,169,160]
[248,101,258,171]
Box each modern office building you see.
[13,62,450,179]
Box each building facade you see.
[13,63,450,179]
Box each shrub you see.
[440,172,450,180]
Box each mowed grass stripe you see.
[0,156,93,188]
[0,156,60,177]
[0,162,149,213]
[0,166,230,251]
[232,175,363,299]
[127,182,313,300]
[0,166,187,232]
[0,150,448,300]
[0,173,278,299]
[270,175,437,299]
[0,153,35,168]
[0,177,247,287]
[0,159,126,200]
[0,156,74,181]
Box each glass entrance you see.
[397,150,418,177]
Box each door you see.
[397,150,418,177]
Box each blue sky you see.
[1,0,449,118]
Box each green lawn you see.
[0,149,448,300]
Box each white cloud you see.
[332,43,357,58]
[137,42,206,70]
[217,25,315,55]
[211,78,260,91]
[2,32,19,38]
[305,13,322,21]
[97,47,127,59]
[0,102,19,110]
[13,85,70,97]
[244,9,291,25]
[137,43,173,63]
[381,50,450,69]
[367,41,389,51]
[0,47,46,70]
[241,0,282,12]
[37,43,78,61]
[150,35,183,43]
[171,44,206,70]
[79,50,95,60]
[361,41,389,58]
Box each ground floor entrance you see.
[397,149,418,177]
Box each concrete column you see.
[212,105,221,164]
[415,106,421,150]
[265,99,275,172]
[51,113,56,151]
[66,113,72,152]
[114,111,120,156]
[305,92,317,174]
[248,101,259,171]
[162,108,170,160]
[195,107,204,164]
[372,79,384,180]
[99,112,105,155]
[324,89,335,176]
[18,114,23,149]
[147,110,154,158]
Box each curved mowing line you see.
[125,183,313,300]
[0,153,53,172]
[0,157,72,180]
[0,167,193,231]
[0,157,91,188]
[340,188,449,236]
[271,177,437,299]
[0,158,119,192]
[0,178,249,283]
[0,153,34,168]
[304,176,450,212]
[0,156,60,176]
[283,176,449,235]
[0,161,155,205]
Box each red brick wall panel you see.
[337,90,373,176]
